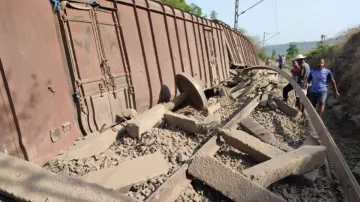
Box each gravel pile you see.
[43,69,348,202]
[250,109,308,148]
[44,91,241,201]
[176,70,346,202]
[45,126,211,201]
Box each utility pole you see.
[234,0,239,29]
[234,0,264,29]
[263,32,280,55]
[263,32,267,47]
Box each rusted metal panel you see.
[215,20,258,67]
[198,18,211,88]
[0,0,260,164]
[59,1,133,134]
[113,0,229,112]
[57,0,259,137]
[0,0,80,165]
[0,59,23,159]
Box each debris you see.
[242,145,326,187]
[57,129,122,161]
[219,87,227,97]
[224,95,261,129]
[127,104,167,138]
[164,111,199,134]
[268,99,278,110]
[201,113,221,125]
[81,152,168,192]
[230,83,256,100]
[273,98,301,119]
[240,117,293,152]
[294,135,322,185]
[202,103,221,116]
[229,79,251,93]
[122,109,138,119]
[177,152,188,163]
[0,153,136,202]
[188,154,286,202]
[219,129,285,162]
[259,93,269,107]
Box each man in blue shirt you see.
[277,55,285,69]
[306,58,340,116]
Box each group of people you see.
[281,54,340,116]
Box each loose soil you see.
[0,69,351,202]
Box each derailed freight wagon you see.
[0,0,258,165]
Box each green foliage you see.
[257,48,267,61]
[305,43,340,67]
[271,49,276,58]
[286,44,300,59]
[188,3,203,16]
[237,28,264,61]
[159,0,216,19]
[159,0,190,12]
[210,10,218,19]
[318,34,327,48]
[321,34,326,42]
[304,34,344,67]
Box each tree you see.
[258,48,266,61]
[237,28,264,60]
[286,44,299,58]
[159,0,216,19]
[159,0,190,13]
[271,50,276,58]
[318,34,327,48]
[210,10,218,20]
[188,3,202,16]
[321,34,326,42]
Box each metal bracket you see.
[61,14,68,22]
[62,122,72,133]
[99,83,105,97]
[50,128,61,143]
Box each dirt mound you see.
[328,28,360,137]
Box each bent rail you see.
[245,65,360,202]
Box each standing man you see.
[278,54,285,69]
[282,60,301,105]
[295,54,310,112]
[265,58,272,66]
[307,58,340,116]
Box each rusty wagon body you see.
[0,0,258,165]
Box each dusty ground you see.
[43,93,239,201]
[176,70,347,202]
[0,69,352,202]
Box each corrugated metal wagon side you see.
[214,20,259,67]
[0,0,260,165]
[57,0,231,137]
[0,0,80,165]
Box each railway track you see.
[1,68,359,202]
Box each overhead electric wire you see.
[271,0,278,32]
[238,0,264,16]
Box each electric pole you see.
[263,32,280,55]
[263,32,267,47]
[234,0,239,29]
[234,0,265,29]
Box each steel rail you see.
[245,65,360,202]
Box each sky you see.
[187,0,360,45]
